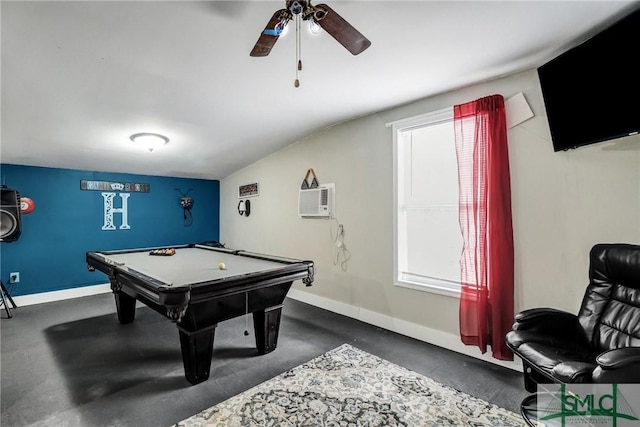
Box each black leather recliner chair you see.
[506,243,640,392]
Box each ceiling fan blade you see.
[250,9,290,57]
[314,4,370,55]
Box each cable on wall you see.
[330,217,351,271]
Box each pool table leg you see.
[253,305,283,354]
[178,325,217,385]
[114,290,136,324]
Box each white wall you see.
[220,69,640,367]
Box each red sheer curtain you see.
[454,94,514,361]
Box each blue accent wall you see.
[0,164,219,296]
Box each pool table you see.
[86,243,314,385]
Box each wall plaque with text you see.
[80,180,150,193]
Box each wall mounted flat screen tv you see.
[538,7,640,152]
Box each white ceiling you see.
[2,1,638,180]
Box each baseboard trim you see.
[287,288,522,372]
[12,284,112,307]
[12,284,521,372]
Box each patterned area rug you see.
[173,343,525,427]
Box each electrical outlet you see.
[9,272,20,284]
[335,225,345,248]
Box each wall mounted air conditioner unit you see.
[298,185,333,218]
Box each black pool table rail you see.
[87,244,314,286]
[85,243,315,385]
[86,244,315,309]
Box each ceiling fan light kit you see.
[250,1,371,87]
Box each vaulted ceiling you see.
[2,1,638,180]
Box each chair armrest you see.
[597,347,640,369]
[512,308,582,335]
[592,347,640,383]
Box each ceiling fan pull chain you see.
[295,14,301,87]
[297,13,302,72]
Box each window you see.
[390,108,462,297]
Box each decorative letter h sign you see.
[102,192,131,230]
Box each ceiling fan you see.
[250,0,371,57]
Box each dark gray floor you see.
[1,293,528,427]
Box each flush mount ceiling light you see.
[130,133,169,152]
